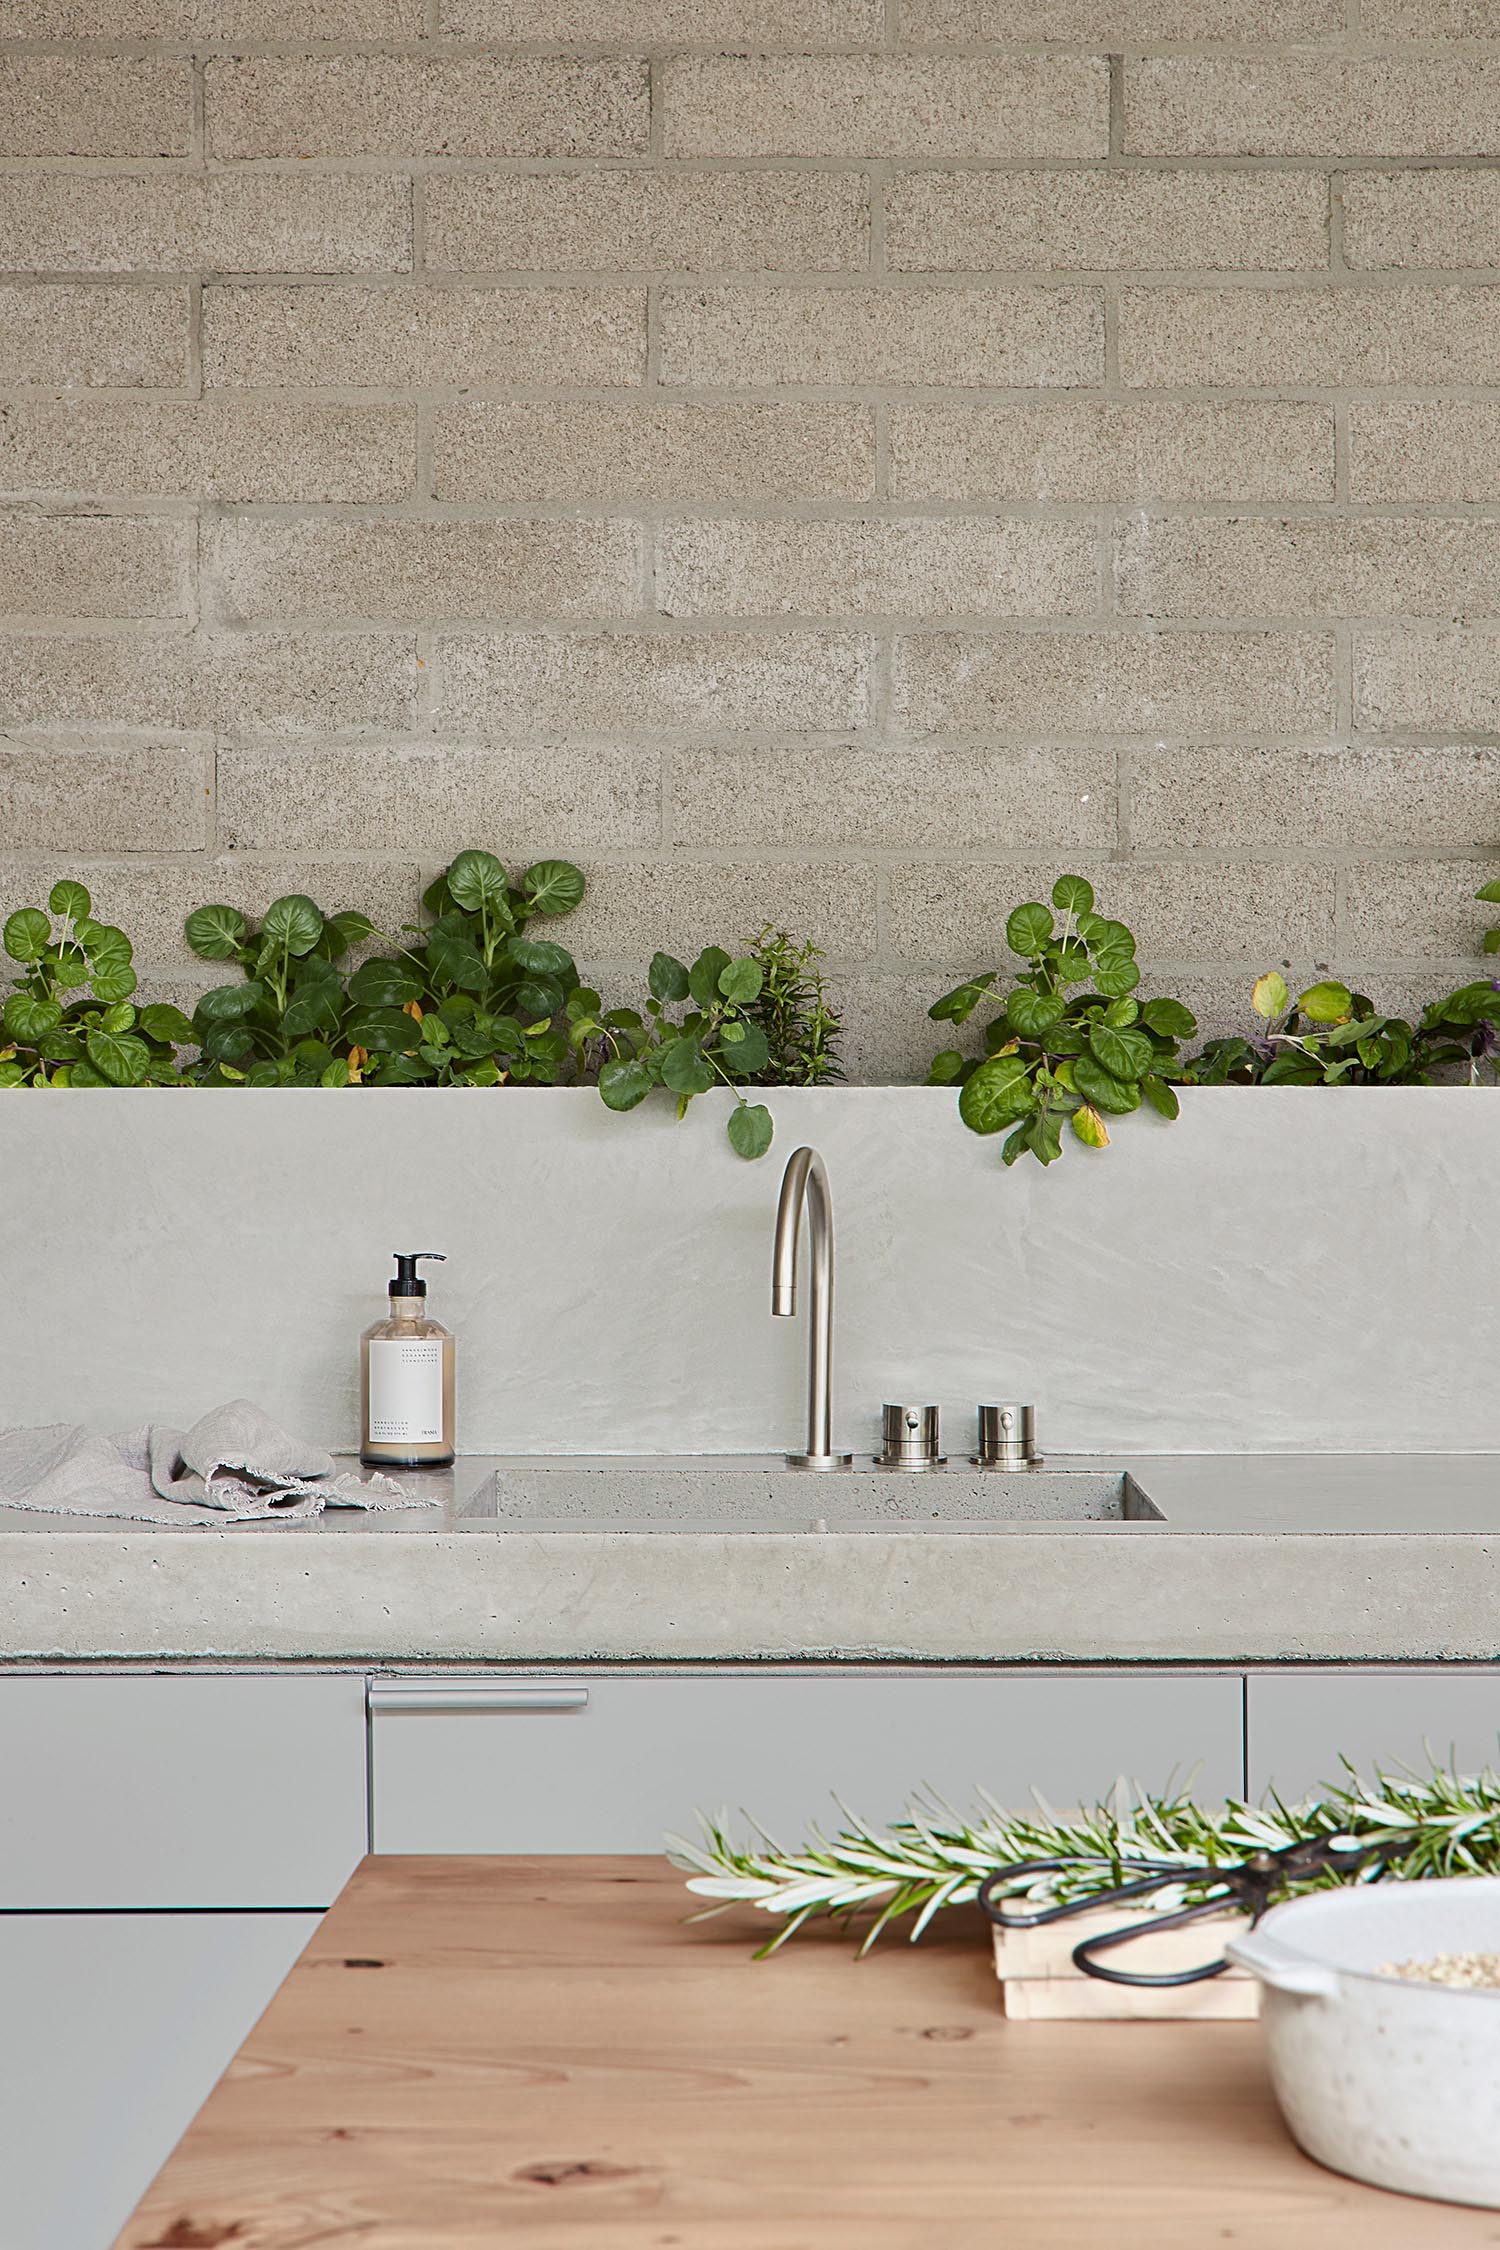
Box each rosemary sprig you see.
[667,1759,1500,1957]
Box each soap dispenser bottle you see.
[360,1252,455,1469]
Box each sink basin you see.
[460,1457,1161,1531]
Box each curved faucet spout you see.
[770,1145,851,1470]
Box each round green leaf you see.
[1088,1021,1155,1081]
[719,1019,768,1077]
[345,1006,421,1055]
[348,957,424,1008]
[522,859,586,917]
[3,992,62,1042]
[320,910,375,958]
[88,962,138,1005]
[194,980,264,1023]
[649,951,691,1005]
[321,1057,352,1087]
[599,1056,651,1112]
[1087,918,1136,957]
[0,1062,27,1088]
[3,908,52,963]
[445,850,509,913]
[929,975,994,1024]
[1071,1054,1141,1114]
[1298,979,1353,1025]
[1141,1074,1181,1120]
[48,879,92,923]
[1090,952,1140,999]
[1102,996,1140,1028]
[688,947,733,1009]
[508,935,575,978]
[1005,988,1065,1039]
[660,1035,715,1097]
[927,1049,967,1085]
[1140,996,1197,1041]
[139,1003,196,1048]
[718,957,763,1006]
[958,1054,1035,1135]
[261,894,324,957]
[99,1002,136,1033]
[727,1102,774,1160]
[1005,902,1054,957]
[184,904,249,961]
[84,1027,150,1086]
[1051,874,1095,917]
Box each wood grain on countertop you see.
[115,1856,1500,2250]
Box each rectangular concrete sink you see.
[460,1457,1162,1531]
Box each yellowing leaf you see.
[402,999,424,1023]
[1252,971,1290,1020]
[1071,1104,1110,1149]
[346,1044,367,1083]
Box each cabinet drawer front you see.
[370,1671,1243,1854]
[0,1675,367,1907]
[1246,1670,1500,1801]
[0,1910,317,2250]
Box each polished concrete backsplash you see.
[3,10,1500,1078]
[3,1085,1496,1458]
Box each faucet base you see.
[785,1451,855,1471]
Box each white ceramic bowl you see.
[1226,1876,1500,2209]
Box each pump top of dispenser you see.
[389,1251,445,1298]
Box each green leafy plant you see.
[927,875,1197,1165]
[184,891,372,1086]
[670,1759,1500,1958]
[1191,973,1425,1087]
[336,850,587,1087]
[569,946,775,1159]
[747,926,844,1088]
[0,882,191,1087]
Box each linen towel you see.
[0,1399,435,1524]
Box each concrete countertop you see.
[2,1451,1499,1666]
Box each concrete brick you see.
[203,285,644,391]
[218,741,661,854]
[1118,516,1500,621]
[0,175,411,278]
[829,970,962,1086]
[1361,0,1500,28]
[900,0,1342,35]
[658,285,1103,389]
[1343,172,1500,272]
[0,57,190,158]
[204,517,641,624]
[0,285,188,390]
[1349,403,1500,503]
[0,739,209,853]
[1119,285,1500,389]
[886,858,1335,963]
[886,171,1327,275]
[431,400,875,503]
[570,858,878,961]
[663,56,1108,162]
[1357,629,1500,733]
[0,2,423,28]
[207,57,647,161]
[0,400,415,504]
[424,172,866,276]
[0,857,425,971]
[0,632,414,735]
[1132,744,1500,852]
[439,0,883,38]
[1342,856,1500,957]
[669,743,1116,850]
[656,517,1099,619]
[438,629,872,735]
[1127,58,1500,160]
[890,401,1333,503]
[0,514,189,621]
[893,629,1334,736]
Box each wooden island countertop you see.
[116,1857,1500,2250]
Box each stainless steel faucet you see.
[771,1145,852,1470]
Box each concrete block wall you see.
[3,2,1500,1080]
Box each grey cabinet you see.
[1246,1669,1500,1800]
[0,1674,367,1908]
[0,1909,317,2250]
[369,1669,1244,1853]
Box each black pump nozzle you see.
[390,1251,446,1299]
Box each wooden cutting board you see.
[114,1856,1500,2249]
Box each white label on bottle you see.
[368,1338,444,1444]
